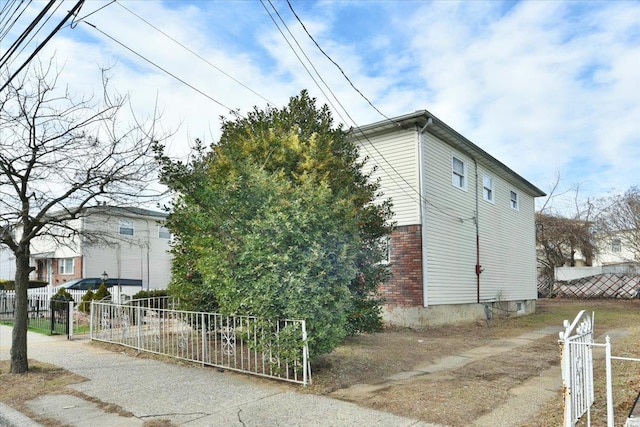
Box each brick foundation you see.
[381,225,423,308]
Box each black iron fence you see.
[0,292,70,337]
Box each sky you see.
[2,0,640,213]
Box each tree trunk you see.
[10,248,30,373]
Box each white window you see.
[611,238,622,253]
[452,156,467,190]
[58,258,74,275]
[483,174,494,202]
[510,190,519,210]
[119,219,134,236]
[158,225,171,239]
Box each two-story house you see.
[354,111,545,327]
[28,205,172,290]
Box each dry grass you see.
[307,298,640,426]
[2,299,640,426]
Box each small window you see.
[611,238,621,253]
[58,258,74,275]
[483,174,494,202]
[158,225,171,239]
[119,219,134,236]
[517,301,525,314]
[510,190,519,210]
[452,156,467,190]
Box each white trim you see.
[158,225,171,239]
[58,257,74,275]
[451,154,468,191]
[509,190,519,210]
[482,173,495,203]
[118,219,134,236]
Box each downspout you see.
[418,118,432,307]
[474,159,481,303]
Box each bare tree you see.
[595,187,640,262]
[536,178,597,296]
[0,61,163,373]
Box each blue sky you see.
[3,0,640,213]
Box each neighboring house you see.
[353,111,545,327]
[555,231,640,282]
[594,231,638,266]
[24,205,172,290]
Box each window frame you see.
[509,190,519,210]
[611,238,622,253]
[58,258,74,275]
[158,225,171,239]
[483,173,494,203]
[119,219,134,236]
[451,155,467,191]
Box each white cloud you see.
[4,0,640,210]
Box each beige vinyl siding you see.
[423,133,478,305]
[476,169,538,302]
[358,128,421,226]
[82,213,171,289]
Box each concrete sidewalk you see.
[0,325,441,426]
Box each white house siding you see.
[82,213,171,290]
[30,218,82,258]
[476,167,538,302]
[357,127,421,226]
[423,132,478,305]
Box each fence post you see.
[68,300,74,340]
[605,336,614,427]
[201,313,206,366]
[561,325,572,427]
[137,304,142,349]
[89,301,94,339]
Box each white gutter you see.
[418,118,432,307]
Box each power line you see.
[2,0,64,72]
[262,0,425,207]
[0,0,31,43]
[286,0,396,126]
[0,0,56,69]
[267,1,470,222]
[81,20,235,112]
[0,0,85,92]
[113,0,274,106]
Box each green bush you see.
[50,288,73,311]
[132,289,169,299]
[93,283,111,301]
[79,289,94,313]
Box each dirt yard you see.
[2,299,640,426]
[306,298,640,426]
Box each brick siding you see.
[381,225,423,308]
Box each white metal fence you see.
[90,299,312,385]
[560,310,640,427]
[2,287,86,304]
[560,310,595,426]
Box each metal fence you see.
[560,310,640,427]
[90,299,311,385]
[556,274,640,299]
[560,310,595,426]
[0,292,73,336]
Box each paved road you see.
[0,325,441,427]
